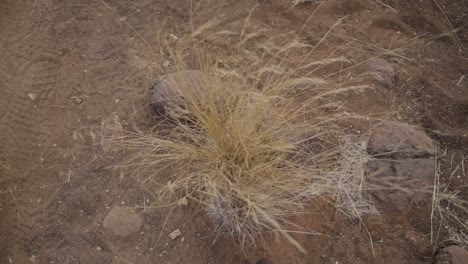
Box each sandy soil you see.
[0,0,467,263]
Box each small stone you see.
[181,237,185,242]
[169,229,182,240]
[404,230,427,249]
[103,206,143,237]
[163,60,170,67]
[114,99,120,104]
[73,97,83,105]
[28,93,37,101]
[435,245,468,264]
[367,58,395,89]
[177,197,188,207]
[96,246,102,251]
[367,122,435,158]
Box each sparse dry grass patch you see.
[431,155,468,251]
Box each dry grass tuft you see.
[111,14,377,252]
[431,155,468,251]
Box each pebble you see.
[177,197,188,207]
[103,206,143,237]
[73,97,83,105]
[169,229,182,240]
[28,93,37,101]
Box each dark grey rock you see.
[150,70,205,116]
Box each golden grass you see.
[98,1,468,255]
[110,12,379,252]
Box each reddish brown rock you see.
[150,70,205,116]
[103,206,143,237]
[367,122,435,158]
[435,245,468,264]
[366,158,435,211]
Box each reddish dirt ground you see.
[1,0,467,263]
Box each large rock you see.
[366,122,437,216]
[367,158,435,211]
[150,70,206,116]
[367,122,435,158]
[435,245,468,264]
[103,206,143,237]
[367,58,395,89]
